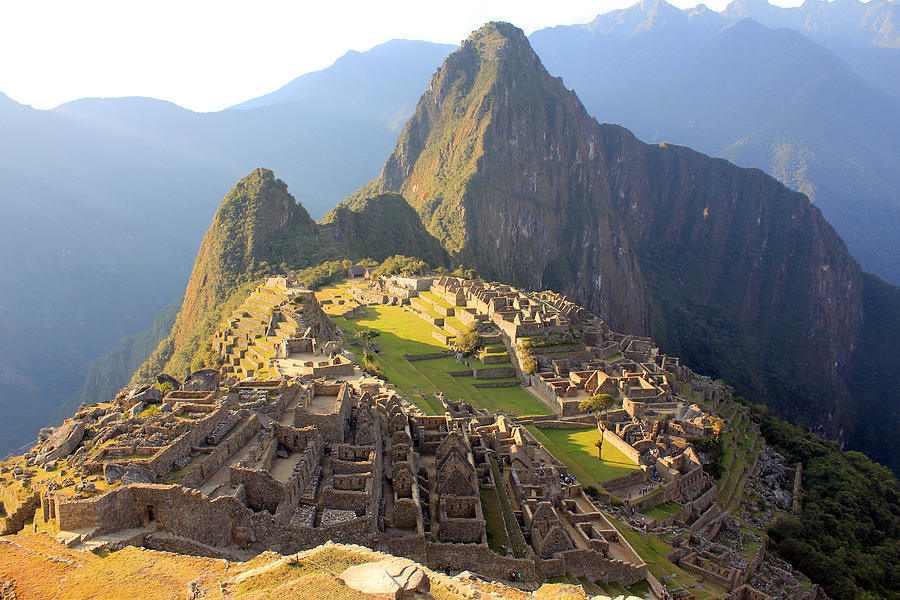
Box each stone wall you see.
[322,474,372,511]
[432,330,454,345]
[229,464,286,514]
[602,469,647,496]
[553,549,647,586]
[392,498,418,528]
[308,360,356,378]
[473,366,516,379]
[601,429,642,466]
[55,482,380,554]
[480,353,510,365]
[472,381,519,389]
[680,551,740,589]
[425,542,535,580]
[527,344,587,356]
[689,502,722,536]
[143,404,231,479]
[726,585,775,600]
[294,385,351,444]
[456,309,479,327]
[182,415,261,489]
[0,492,40,534]
[534,421,598,430]
[403,352,451,361]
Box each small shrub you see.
[520,352,537,374]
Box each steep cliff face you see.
[603,136,863,425]
[364,22,871,454]
[374,22,651,334]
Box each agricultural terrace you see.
[607,519,729,600]
[524,426,640,489]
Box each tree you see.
[594,438,604,461]
[357,329,380,350]
[456,326,482,355]
[579,393,615,415]
[373,254,429,278]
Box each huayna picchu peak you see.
[2,15,899,600]
[346,22,894,472]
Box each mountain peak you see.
[376,22,567,251]
[457,22,542,69]
[466,21,527,45]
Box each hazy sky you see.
[0,0,805,112]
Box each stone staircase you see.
[216,284,302,379]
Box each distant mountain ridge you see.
[530,0,900,286]
[229,39,455,131]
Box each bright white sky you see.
[0,0,804,112]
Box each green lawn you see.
[480,486,511,555]
[525,426,640,488]
[608,517,727,600]
[642,501,684,520]
[332,303,551,417]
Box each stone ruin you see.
[0,275,780,598]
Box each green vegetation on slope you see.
[749,402,900,600]
[322,193,448,267]
[134,168,343,381]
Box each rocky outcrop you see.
[156,373,181,390]
[36,420,85,465]
[116,384,162,410]
[182,369,219,392]
[339,558,430,598]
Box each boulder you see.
[131,385,162,405]
[121,463,154,485]
[183,369,220,392]
[75,405,107,421]
[37,420,85,465]
[104,462,126,484]
[129,402,146,419]
[97,412,120,427]
[339,558,429,599]
[156,373,181,390]
[116,384,162,410]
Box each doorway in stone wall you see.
[146,504,156,524]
